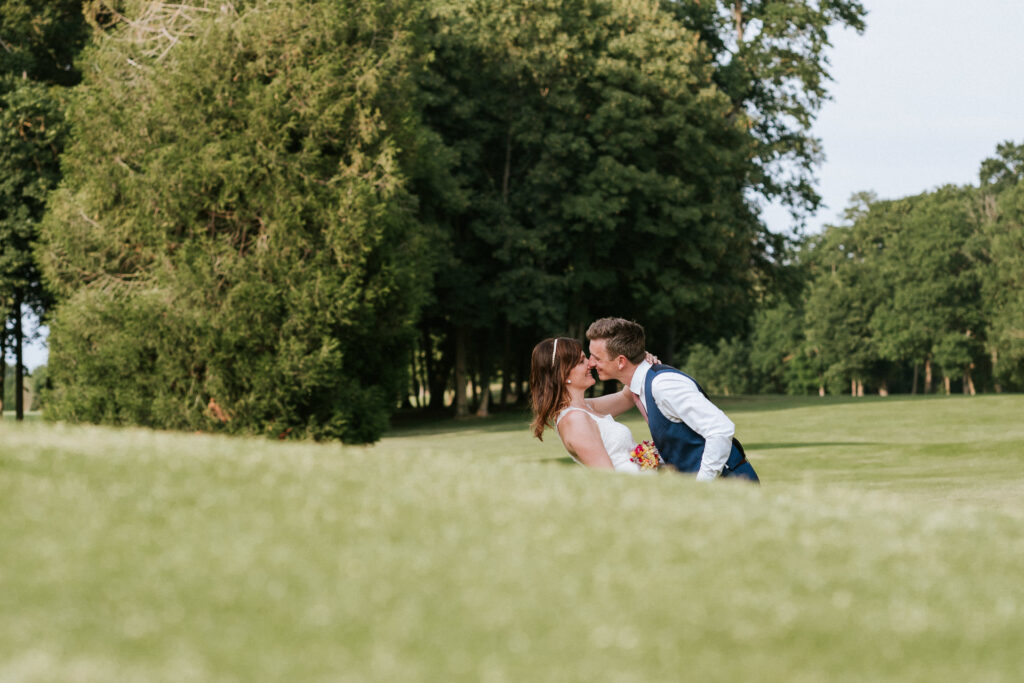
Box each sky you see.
[13,0,1024,371]
[762,0,1024,234]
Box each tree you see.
[979,140,1024,192]
[867,188,984,394]
[666,0,868,224]
[682,336,754,396]
[418,0,768,416]
[0,81,65,418]
[749,298,821,394]
[0,0,88,420]
[803,187,985,397]
[803,217,886,395]
[39,0,438,441]
[978,141,1024,389]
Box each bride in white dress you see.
[530,336,655,473]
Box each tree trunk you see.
[517,349,529,407]
[423,326,447,411]
[857,380,864,397]
[943,375,951,396]
[500,323,512,408]
[15,299,24,420]
[502,127,512,204]
[475,374,491,417]
[663,322,676,366]
[911,362,919,395]
[818,384,825,397]
[850,378,856,397]
[416,341,429,407]
[964,369,976,396]
[924,358,933,394]
[878,380,888,397]
[454,326,469,417]
[992,348,1002,393]
[401,348,413,405]
[0,331,5,418]
[733,0,744,43]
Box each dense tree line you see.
[683,142,1024,396]
[4,0,867,439]
[410,0,866,416]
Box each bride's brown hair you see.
[530,337,583,440]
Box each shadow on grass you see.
[383,393,989,439]
[714,394,961,413]
[532,456,578,466]
[744,441,883,450]
[0,411,42,422]
[386,408,533,438]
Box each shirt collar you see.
[629,360,652,395]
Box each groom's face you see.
[587,339,620,382]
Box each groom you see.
[586,317,759,482]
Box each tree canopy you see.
[0,0,88,418]
[16,0,956,438]
[39,0,437,440]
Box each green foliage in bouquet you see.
[39,0,437,441]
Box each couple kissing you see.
[530,317,759,482]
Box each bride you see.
[530,336,656,473]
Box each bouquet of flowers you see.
[629,440,663,471]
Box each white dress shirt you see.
[629,360,735,481]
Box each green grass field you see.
[3,395,1024,681]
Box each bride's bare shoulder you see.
[556,409,599,438]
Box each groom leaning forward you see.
[586,317,759,483]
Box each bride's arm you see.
[585,384,634,418]
[556,412,615,469]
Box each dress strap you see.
[556,406,594,426]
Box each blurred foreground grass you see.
[2,395,1023,681]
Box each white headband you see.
[551,339,558,366]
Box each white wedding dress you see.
[556,407,641,473]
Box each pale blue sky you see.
[15,0,1024,370]
[763,0,1024,233]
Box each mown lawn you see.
[2,395,1023,681]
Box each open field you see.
[3,395,1024,681]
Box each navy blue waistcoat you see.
[643,365,755,480]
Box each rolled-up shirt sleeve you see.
[650,373,734,480]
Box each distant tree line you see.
[682,142,1024,397]
[6,1,875,439]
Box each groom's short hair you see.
[586,318,645,364]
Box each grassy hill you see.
[3,395,1023,681]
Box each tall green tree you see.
[803,209,887,395]
[867,188,984,394]
[803,187,985,396]
[39,0,438,441]
[419,0,768,416]
[749,298,821,394]
[666,0,868,222]
[0,81,65,417]
[0,0,88,419]
[978,141,1024,389]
